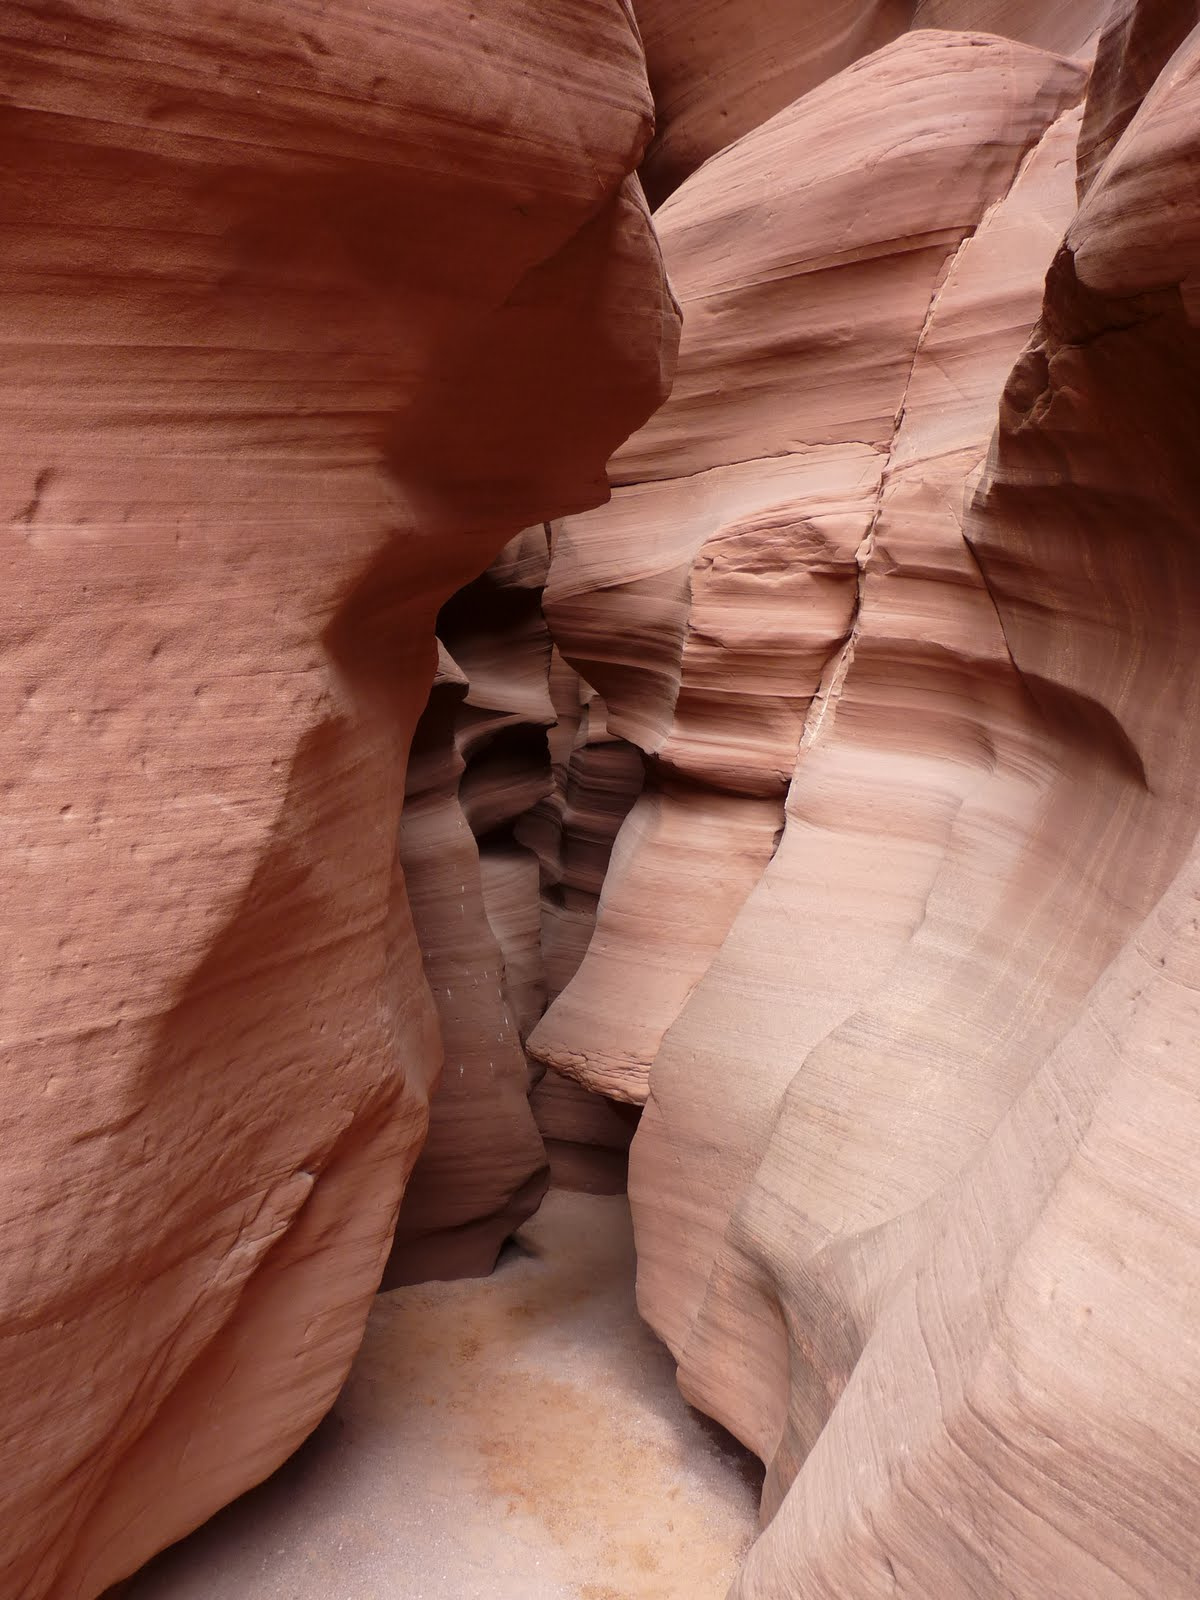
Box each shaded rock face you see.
[528,4,1200,1598]
[387,530,644,1278]
[384,541,555,1287]
[0,4,677,1595]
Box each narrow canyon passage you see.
[6,8,1200,1600]
[123,1192,761,1600]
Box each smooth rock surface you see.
[531,29,1088,1103]
[538,9,1200,1599]
[384,638,549,1287]
[9,6,1200,1600]
[0,5,677,1592]
[633,3,1112,204]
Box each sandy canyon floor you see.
[125,1191,761,1600]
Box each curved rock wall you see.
[391,529,644,1251]
[633,0,1116,204]
[6,3,1199,1597]
[538,4,1200,1597]
[531,29,1089,1100]
[0,4,677,1594]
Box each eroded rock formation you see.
[384,533,556,1286]
[531,28,1090,1101]
[633,0,1116,203]
[0,4,676,1594]
[389,528,643,1260]
[535,5,1200,1599]
[5,2,1200,1598]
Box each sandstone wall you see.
[6,3,1199,1596]
[0,5,677,1593]
[390,529,643,1253]
[538,4,1200,1596]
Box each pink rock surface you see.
[632,2,1113,204]
[0,4,676,1593]
[529,1070,641,1194]
[8,4,1200,1598]
[389,510,657,1266]
[532,30,1087,1103]
[532,7,1200,1597]
[383,640,549,1287]
[1076,0,1200,191]
[735,47,1200,1587]
[634,1,915,204]
[518,652,645,1005]
[393,523,649,1246]
[910,0,1110,51]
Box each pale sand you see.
[126,1191,762,1599]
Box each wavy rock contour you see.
[0,5,677,1593]
[537,8,1200,1597]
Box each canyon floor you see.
[125,1191,761,1600]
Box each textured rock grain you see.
[538,10,1200,1599]
[0,5,677,1594]
[532,30,1088,1105]
[632,2,1113,204]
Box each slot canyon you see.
[2,2,1199,1598]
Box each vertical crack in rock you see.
[799,96,1086,758]
[8,10,1200,1600]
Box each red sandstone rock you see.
[634,1,914,205]
[480,843,548,1043]
[910,0,1110,51]
[384,640,549,1287]
[520,659,646,1007]
[391,525,646,1240]
[0,5,676,1594]
[732,31,1200,1593]
[529,1069,640,1194]
[535,8,1200,1599]
[532,29,1088,1103]
[633,3,1113,205]
[9,3,1200,1597]
[1076,0,1200,192]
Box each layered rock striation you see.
[390,528,644,1264]
[5,4,1200,1599]
[632,0,1116,204]
[536,6,1200,1598]
[0,4,676,1594]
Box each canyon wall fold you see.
[6,3,1199,1598]
[387,525,645,1268]
[537,5,1200,1597]
[0,5,677,1594]
[632,0,1116,203]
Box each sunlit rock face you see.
[532,30,1089,1103]
[7,1,1200,1597]
[0,4,677,1594]
[535,5,1200,1597]
[632,0,1116,204]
